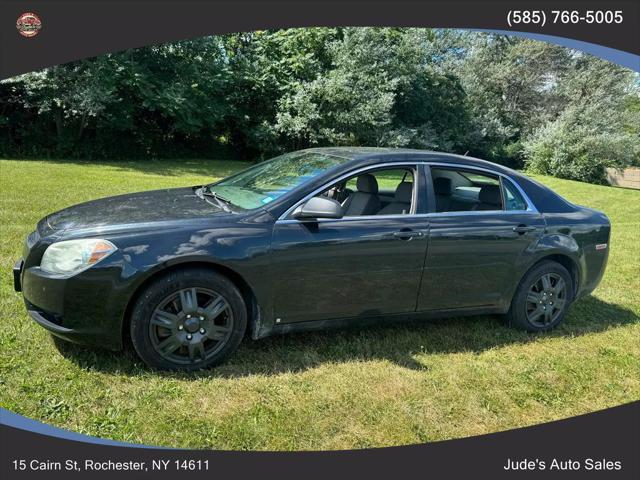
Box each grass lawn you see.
[0,158,638,450]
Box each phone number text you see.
[507,10,623,28]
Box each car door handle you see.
[392,230,424,240]
[513,225,536,234]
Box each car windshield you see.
[207,151,345,210]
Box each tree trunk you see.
[54,108,64,142]
[78,113,88,141]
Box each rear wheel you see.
[130,268,246,370]
[507,261,574,332]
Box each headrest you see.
[433,177,452,196]
[479,184,502,205]
[395,182,413,203]
[356,174,378,194]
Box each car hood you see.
[38,187,231,237]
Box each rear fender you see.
[530,233,584,294]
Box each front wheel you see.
[506,261,574,332]
[130,268,247,371]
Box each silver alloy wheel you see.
[149,287,233,365]
[525,273,567,327]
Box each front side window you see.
[316,166,416,217]
[209,151,344,210]
[431,167,503,212]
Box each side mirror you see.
[293,196,343,220]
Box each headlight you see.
[40,239,117,275]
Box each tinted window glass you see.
[210,151,344,210]
[345,169,412,192]
[431,167,502,212]
[502,179,528,211]
[319,167,415,217]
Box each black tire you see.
[506,260,574,332]
[130,268,246,371]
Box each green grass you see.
[0,158,638,450]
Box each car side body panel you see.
[540,208,611,298]
[15,149,611,350]
[270,215,429,323]
[419,212,546,312]
[21,212,275,350]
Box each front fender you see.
[103,218,274,340]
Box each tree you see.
[523,54,640,183]
[274,28,473,152]
[2,37,231,158]
[1,28,638,183]
[221,28,339,157]
[445,35,572,165]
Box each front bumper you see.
[14,256,133,350]
[28,308,74,334]
[24,305,112,347]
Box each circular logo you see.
[16,12,42,38]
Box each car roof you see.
[305,146,442,159]
[302,147,514,172]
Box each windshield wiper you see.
[196,186,232,212]
[203,186,232,202]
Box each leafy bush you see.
[524,119,638,184]
[524,70,640,185]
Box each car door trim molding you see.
[276,161,539,224]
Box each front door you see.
[269,165,429,324]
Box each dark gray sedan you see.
[14,148,610,370]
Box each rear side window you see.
[431,167,503,212]
[502,179,528,211]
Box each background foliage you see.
[1,28,638,183]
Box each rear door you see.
[418,166,545,311]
